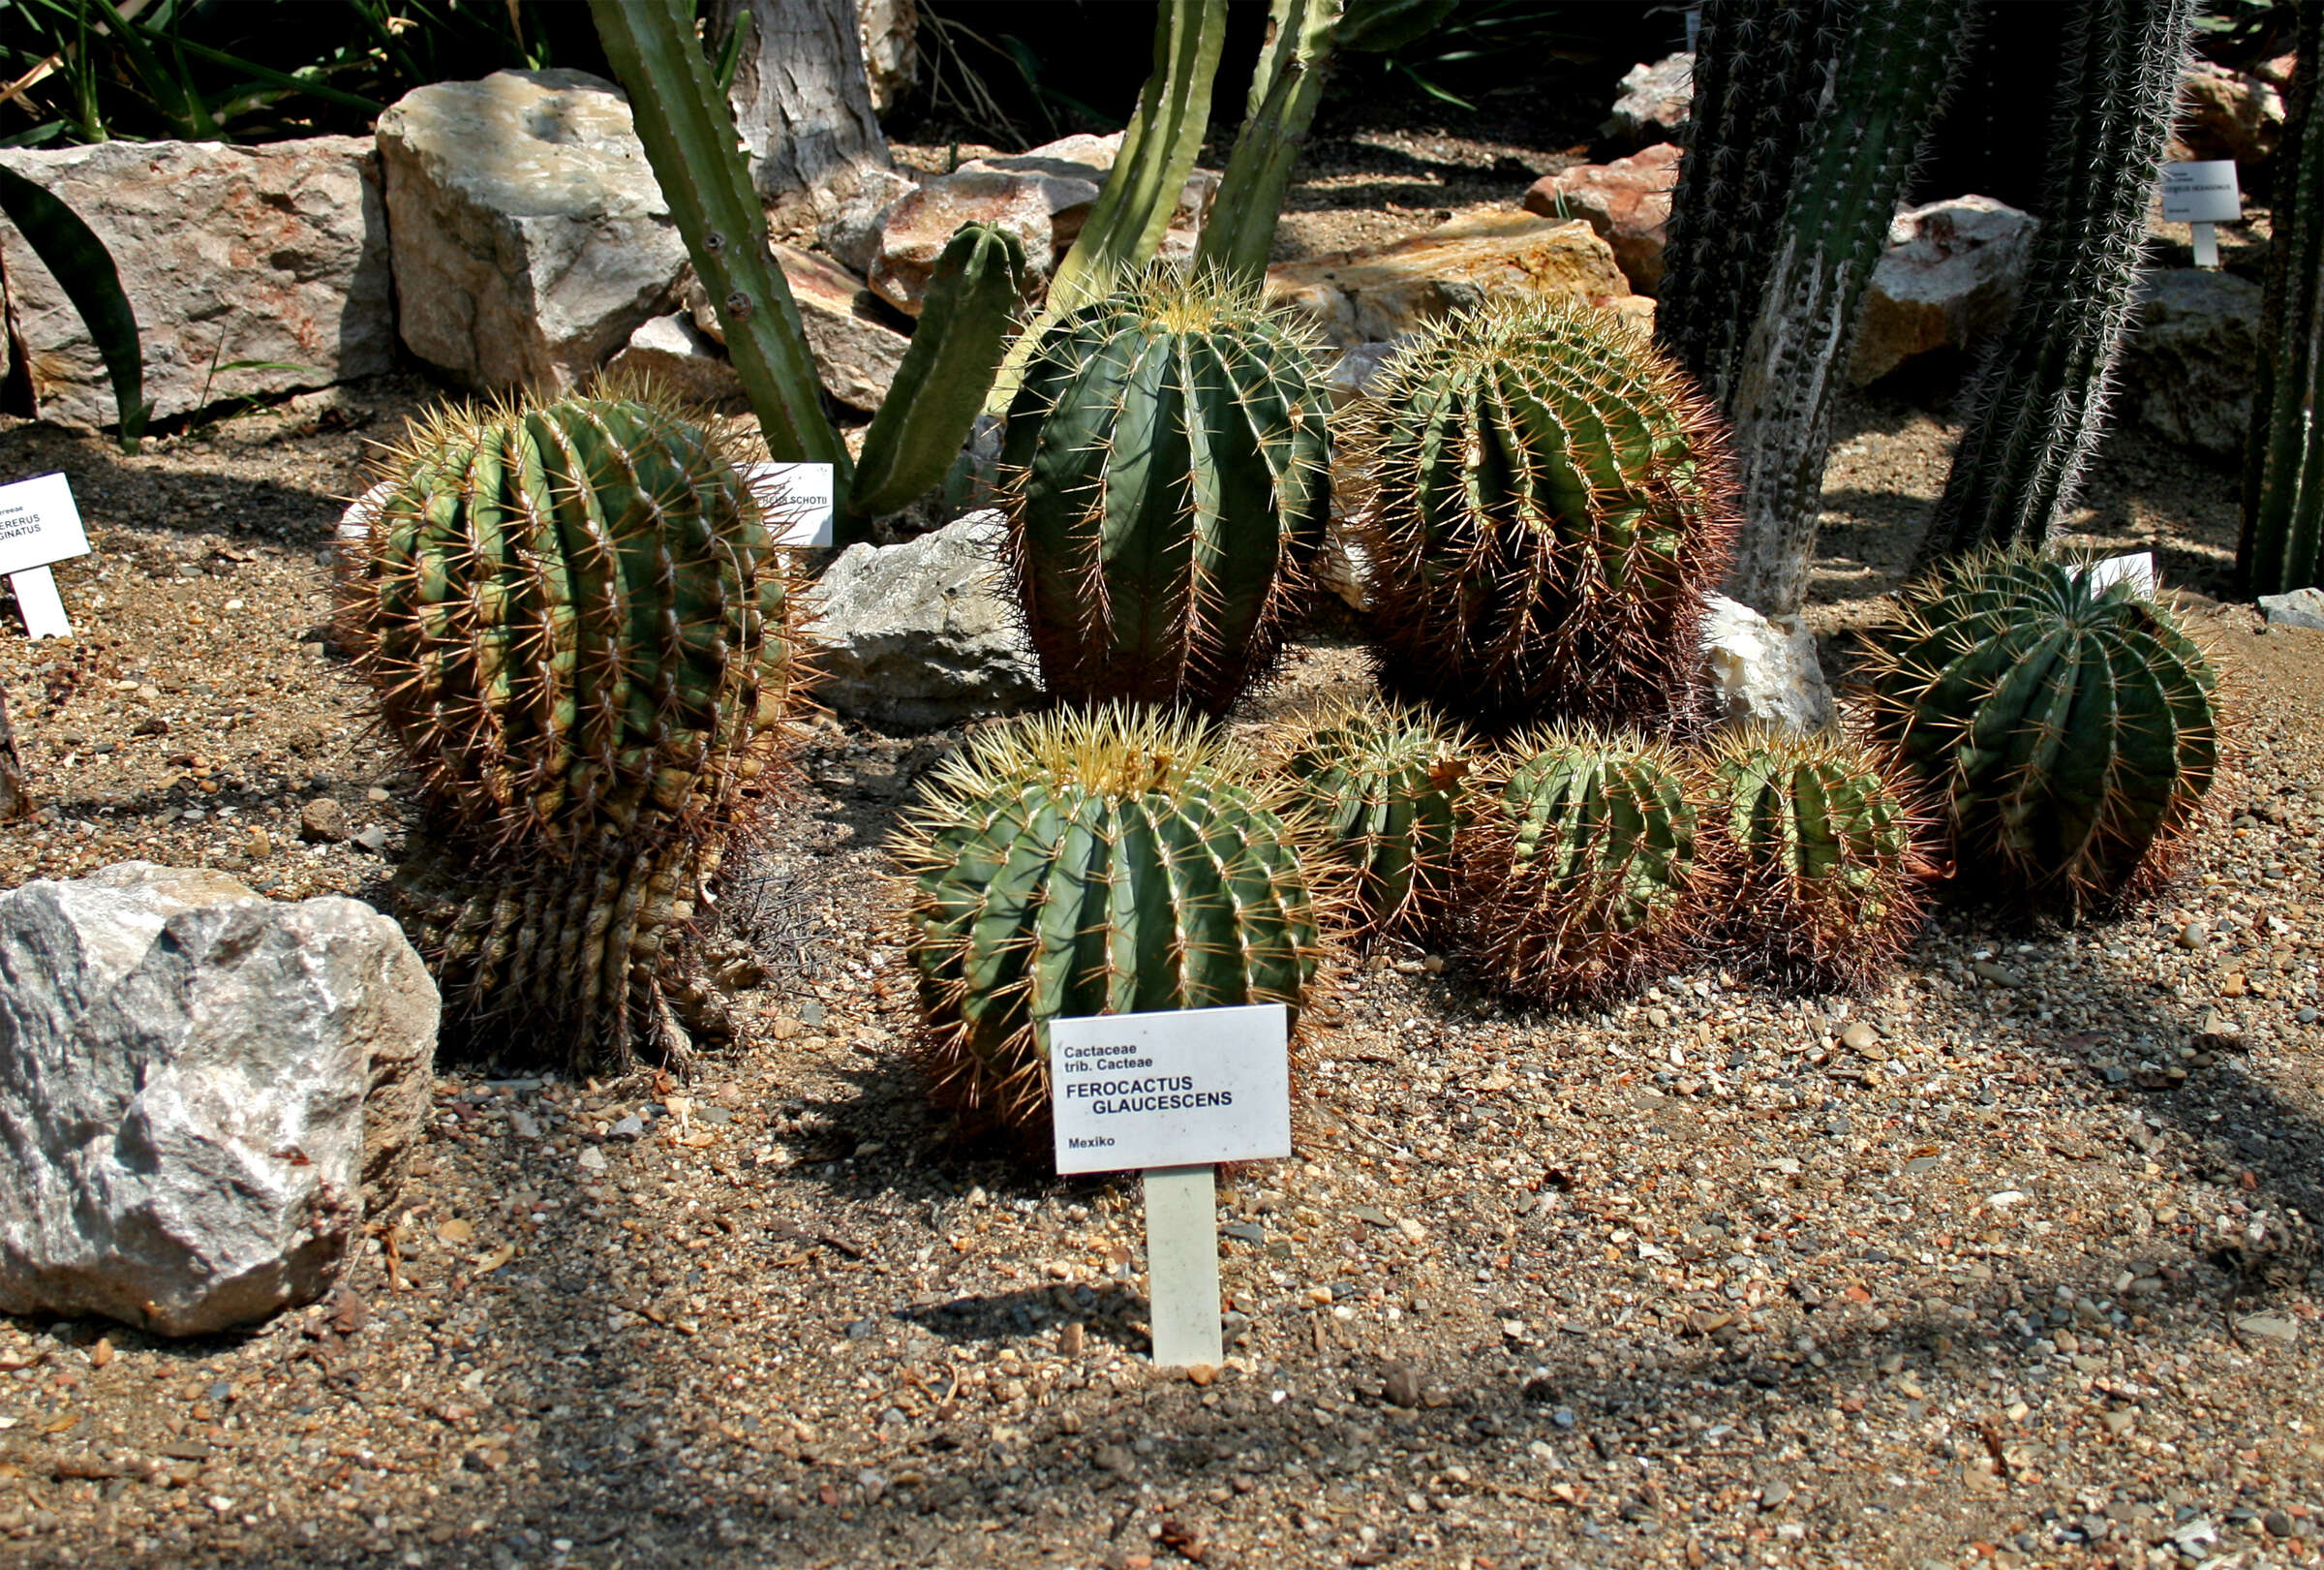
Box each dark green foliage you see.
[1276,700,1471,940]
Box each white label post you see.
[0,473,91,640]
[738,461,837,547]
[2160,160,2241,269]
[1051,1002,1293,1369]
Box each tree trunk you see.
[710,0,893,234]
[0,687,31,823]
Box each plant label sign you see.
[0,472,89,640]
[740,461,835,548]
[1050,1002,1292,1368]
[2161,161,2240,267]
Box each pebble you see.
[298,797,348,844]
[1839,1021,1880,1053]
[2177,921,2211,949]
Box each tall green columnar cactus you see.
[1708,0,1973,616]
[893,706,1330,1139]
[1346,299,1737,733]
[1195,0,1346,283]
[1915,0,2201,565]
[1859,551,2219,908]
[338,392,810,1070]
[2239,0,2324,597]
[1003,270,1330,716]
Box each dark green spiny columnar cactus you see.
[894,706,1330,1138]
[1461,729,1705,1003]
[1859,551,2219,908]
[1275,700,1470,941]
[1345,299,1736,733]
[1703,727,1932,991]
[1002,270,1331,716]
[1916,0,2201,564]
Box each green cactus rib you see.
[1858,551,2219,908]
[1916,0,2200,564]
[1461,729,1704,1004]
[339,393,804,857]
[1703,726,1931,992]
[1275,699,1470,941]
[1194,0,1346,284]
[1346,298,1737,733]
[1002,270,1331,716]
[849,222,1026,522]
[893,705,1329,1139]
[2238,0,2324,597]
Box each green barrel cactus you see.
[1703,726,1932,992]
[893,705,1330,1137]
[1859,550,2220,908]
[1462,728,1705,1003]
[1274,699,1470,941]
[1344,298,1737,733]
[1001,269,1331,716]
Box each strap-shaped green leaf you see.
[0,163,144,451]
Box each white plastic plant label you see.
[0,473,90,639]
[1050,1003,1293,1176]
[740,460,836,547]
[2083,551,2156,600]
[2160,161,2242,224]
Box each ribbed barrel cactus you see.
[1345,299,1737,733]
[1001,269,1331,716]
[337,391,810,1068]
[1859,551,2219,908]
[1703,727,1932,991]
[1274,699,1470,941]
[1461,728,1705,1003]
[893,705,1330,1137]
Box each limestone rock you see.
[0,865,437,1336]
[606,313,745,409]
[0,138,389,432]
[1850,195,2035,385]
[377,70,689,392]
[806,510,1041,725]
[1700,595,1834,733]
[1604,53,1693,148]
[1522,143,1680,295]
[683,246,907,412]
[817,164,917,276]
[2173,59,2284,180]
[963,135,1110,248]
[2260,587,2324,631]
[1267,212,1632,352]
[860,0,917,115]
[2116,267,2263,459]
[869,169,1054,317]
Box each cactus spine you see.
[1346,298,1736,733]
[1703,728,1931,991]
[1462,729,1705,1003]
[894,705,1329,1138]
[1859,550,2218,908]
[2239,0,2324,597]
[1002,269,1330,716]
[1915,0,2201,564]
[1275,700,1470,941]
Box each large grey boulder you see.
[807,510,1041,725]
[2116,267,2264,459]
[377,70,689,392]
[0,138,390,431]
[1700,595,1834,732]
[1850,196,2034,385]
[0,865,437,1336]
[2260,587,2324,631]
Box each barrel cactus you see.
[1274,699,1471,942]
[1344,298,1737,733]
[1461,728,1705,1003]
[1001,268,1331,716]
[337,390,809,1068]
[1702,727,1932,991]
[893,705,1330,1138]
[1858,550,2219,908]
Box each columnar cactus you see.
[1461,728,1705,1003]
[893,705,1330,1137]
[1858,551,2219,908]
[1001,270,1331,716]
[1274,700,1471,941]
[1702,727,1932,991]
[1345,299,1737,733]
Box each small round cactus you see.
[1858,549,2220,908]
[1701,726,1933,991]
[1273,699,1471,941]
[893,705,1330,1139]
[1344,298,1737,732]
[1461,727,1705,1003]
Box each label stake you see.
[1142,1164,1224,1369]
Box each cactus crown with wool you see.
[894,704,1329,1136]
[1346,297,1737,732]
[1002,267,1331,716]
[1274,699,1470,941]
[1859,550,2218,907]
[1704,726,1931,991]
[1463,727,1703,1002]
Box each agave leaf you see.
[0,162,145,451]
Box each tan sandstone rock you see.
[1522,142,1681,295]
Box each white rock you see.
[0,865,437,1336]
[1604,53,1692,147]
[377,70,689,392]
[2259,587,2324,631]
[806,510,1041,725]
[0,138,390,432]
[605,312,745,409]
[1850,196,2035,385]
[1699,594,1834,733]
